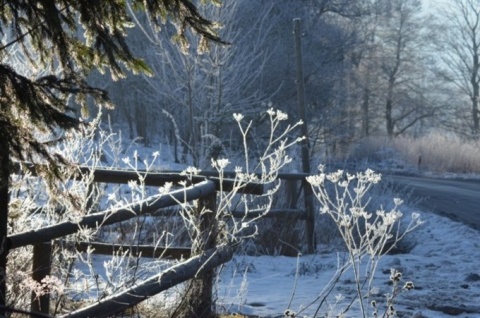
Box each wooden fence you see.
[4,164,312,317]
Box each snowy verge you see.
[216,209,480,318]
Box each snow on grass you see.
[70,206,480,317]
[216,209,480,317]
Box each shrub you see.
[348,133,480,173]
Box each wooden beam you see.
[231,209,306,220]
[294,18,315,254]
[8,180,216,250]
[74,242,191,260]
[58,245,233,318]
[14,162,265,195]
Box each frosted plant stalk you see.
[306,167,423,317]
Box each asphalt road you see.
[388,174,480,230]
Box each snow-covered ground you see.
[69,139,480,317]
[75,205,480,317]
[215,209,480,318]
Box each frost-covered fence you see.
[6,164,268,317]
[6,163,316,317]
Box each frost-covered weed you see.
[371,269,415,318]
[159,109,303,316]
[5,113,165,314]
[6,114,109,311]
[215,258,251,315]
[6,108,303,316]
[285,167,423,317]
[171,108,303,250]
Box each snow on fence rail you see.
[15,162,266,195]
[6,163,311,317]
[8,180,217,249]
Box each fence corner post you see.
[31,241,52,316]
[174,190,218,318]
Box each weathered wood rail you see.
[74,241,192,260]
[60,245,233,318]
[8,180,216,249]
[15,162,266,195]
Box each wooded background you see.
[91,0,480,166]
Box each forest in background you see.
[88,0,480,169]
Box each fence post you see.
[31,241,52,316]
[294,18,316,253]
[174,191,218,318]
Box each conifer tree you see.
[0,0,222,310]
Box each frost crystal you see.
[276,109,288,121]
[404,281,414,290]
[306,174,325,186]
[326,170,343,183]
[107,193,116,202]
[233,113,244,122]
[212,158,230,170]
[181,166,201,176]
[159,182,173,194]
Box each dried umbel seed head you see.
[387,304,396,316]
[371,300,378,317]
[390,269,402,282]
[404,281,415,290]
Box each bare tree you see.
[374,0,434,137]
[120,1,278,167]
[260,0,375,157]
[435,0,480,137]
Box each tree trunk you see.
[184,60,197,166]
[0,139,10,312]
[386,78,395,137]
[135,101,148,145]
[386,97,394,136]
[472,95,479,137]
[362,87,370,136]
[471,51,479,137]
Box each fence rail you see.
[15,162,266,195]
[59,245,233,318]
[74,241,192,260]
[8,180,216,250]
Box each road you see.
[388,174,480,230]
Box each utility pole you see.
[293,18,315,253]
